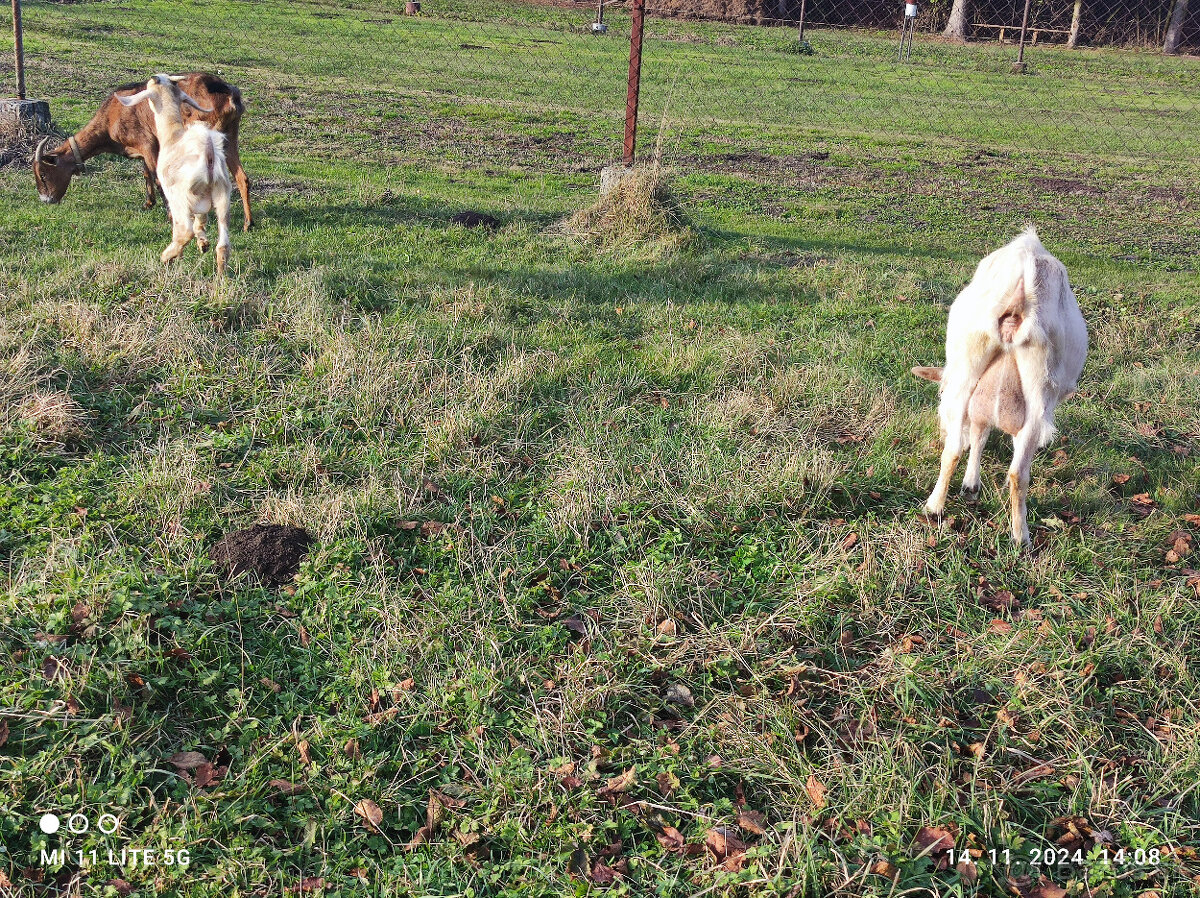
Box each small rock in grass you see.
[211,524,312,586]
[664,683,695,708]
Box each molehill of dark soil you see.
[450,210,501,229]
[210,524,313,586]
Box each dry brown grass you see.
[0,112,64,169]
[565,164,690,249]
[16,390,89,443]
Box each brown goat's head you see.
[33,137,81,204]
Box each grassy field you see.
[2,1,1200,896]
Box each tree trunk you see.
[1067,0,1083,47]
[1164,0,1189,53]
[943,0,969,41]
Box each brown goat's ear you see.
[911,366,943,383]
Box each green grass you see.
[2,1,1200,896]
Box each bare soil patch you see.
[211,524,313,586]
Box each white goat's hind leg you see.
[161,215,194,265]
[1007,425,1042,547]
[924,419,966,518]
[213,188,232,276]
[924,345,995,517]
[194,214,209,253]
[961,420,990,500]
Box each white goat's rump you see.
[914,228,1088,546]
[160,125,229,217]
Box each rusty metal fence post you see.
[12,0,25,99]
[623,0,645,165]
[1013,0,1033,72]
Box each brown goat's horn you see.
[34,136,53,167]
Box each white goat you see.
[912,228,1087,547]
[118,74,233,275]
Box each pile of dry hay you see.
[0,113,63,169]
[565,164,691,249]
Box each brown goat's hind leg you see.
[225,135,253,232]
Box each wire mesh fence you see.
[2,0,1198,188]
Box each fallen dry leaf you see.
[656,770,680,796]
[270,779,307,796]
[590,861,617,884]
[956,859,979,884]
[1130,492,1157,516]
[705,825,749,871]
[655,825,686,852]
[599,766,636,796]
[0,719,8,748]
[1030,880,1068,898]
[914,825,955,857]
[191,762,222,789]
[805,773,827,811]
[167,751,209,772]
[42,656,69,682]
[354,799,384,832]
[737,810,767,835]
[871,860,899,878]
[298,740,313,765]
[364,706,399,726]
[288,878,326,893]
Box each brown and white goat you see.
[913,228,1087,547]
[33,72,252,231]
